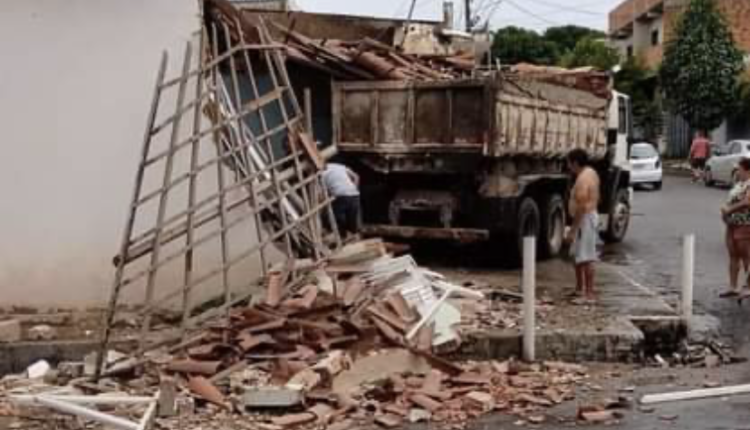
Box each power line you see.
[503,0,561,26]
[524,0,606,17]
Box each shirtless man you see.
[565,149,601,302]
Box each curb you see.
[0,339,135,375]
[458,316,688,363]
[459,317,646,363]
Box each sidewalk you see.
[437,259,682,363]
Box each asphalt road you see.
[511,174,750,430]
[614,175,750,354]
[410,174,750,429]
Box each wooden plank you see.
[181,28,207,336]
[96,51,169,380]
[137,197,334,315]
[139,42,193,352]
[121,171,324,280]
[297,132,324,171]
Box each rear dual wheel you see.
[516,195,566,259]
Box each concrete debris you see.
[27,325,57,341]
[408,408,432,423]
[272,412,317,427]
[158,377,178,417]
[57,362,85,379]
[578,409,622,423]
[243,388,304,408]
[26,360,51,379]
[660,339,743,368]
[0,319,21,343]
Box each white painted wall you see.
[0,0,201,307]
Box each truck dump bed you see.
[332,73,610,160]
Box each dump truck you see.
[331,70,632,258]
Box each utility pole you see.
[400,0,419,47]
[465,0,472,33]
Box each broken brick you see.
[375,413,404,428]
[464,391,495,411]
[308,403,335,423]
[385,292,417,323]
[266,271,285,308]
[271,412,317,427]
[409,393,442,412]
[421,370,444,393]
[452,373,488,386]
[188,376,227,408]
[166,359,221,376]
[367,304,408,333]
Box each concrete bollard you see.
[523,236,536,362]
[682,234,695,324]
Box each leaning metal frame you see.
[95,1,339,378]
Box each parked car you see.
[705,140,750,187]
[630,142,662,190]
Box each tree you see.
[492,26,559,66]
[615,57,661,141]
[544,25,605,56]
[560,37,620,71]
[660,0,744,132]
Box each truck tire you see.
[517,198,541,256]
[603,188,630,243]
[540,194,566,258]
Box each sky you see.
[294,0,623,33]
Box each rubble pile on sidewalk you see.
[0,239,590,430]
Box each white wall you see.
[0,0,201,307]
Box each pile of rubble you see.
[1,239,590,430]
[269,23,474,81]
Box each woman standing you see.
[721,158,750,298]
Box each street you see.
[621,174,750,353]
[481,174,750,429]
[408,174,750,429]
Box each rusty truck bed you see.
[332,75,609,159]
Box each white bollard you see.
[522,236,536,362]
[682,234,695,323]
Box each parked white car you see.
[705,140,750,187]
[630,142,662,190]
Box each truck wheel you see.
[603,188,630,243]
[517,198,541,256]
[540,194,566,258]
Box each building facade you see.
[609,0,750,155]
[610,0,750,69]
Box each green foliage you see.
[660,0,745,131]
[492,26,559,66]
[492,25,615,70]
[560,37,620,71]
[616,57,662,141]
[543,25,605,55]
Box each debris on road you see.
[657,339,744,369]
